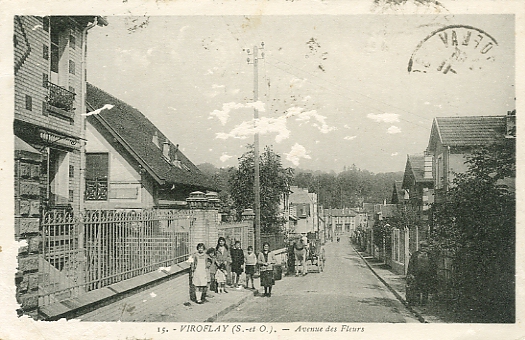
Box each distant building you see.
[85,83,214,210]
[288,186,318,234]
[401,154,434,221]
[324,207,358,238]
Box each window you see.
[43,73,48,87]
[69,164,74,178]
[85,153,109,201]
[47,149,70,206]
[43,16,49,32]
[50,25,60,74]
[25,95,32,111]
[69,35,75,49]
[436,154,444,189]
[68,60,75,75]
[43,44,49,60]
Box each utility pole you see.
[247,43,264,253]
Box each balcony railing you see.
[85,178,108,201]
[46,81,76,112]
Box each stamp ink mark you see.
[408,25,498,74]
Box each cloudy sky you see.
[87,14,514,173]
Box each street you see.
[218,239,419,323]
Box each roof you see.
[362,203,375,214]
[379,204,398,218]
[428,116,507,151]
[289,186,313,204]
[86,83,213,190]
[325,208,357,217]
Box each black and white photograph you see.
[2,1,523,339]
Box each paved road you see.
[218,239,420,323]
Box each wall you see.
[84,122,155,209]
[448,151,469,186]
[14,16,87,318]
[14,16,85,213]
[14,148,43,318]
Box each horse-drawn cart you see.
[306,233,325,273]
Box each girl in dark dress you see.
[230,241,245,288]
[257,242,277,297]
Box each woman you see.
[258,242,277,297]
[215,237,232,290]
[190,243,210,304]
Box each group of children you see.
[189,237,262,304]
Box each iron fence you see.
[40,209,193,307]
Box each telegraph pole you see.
[247,43,264,253]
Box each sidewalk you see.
[353,246,458,323]
[78,271,258,322]
[77,248,288,322]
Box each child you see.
[206,248,218,294]
[190,243,209,304]
[230,241,245,288]
[215,263,227,294]
[244,245,257,289]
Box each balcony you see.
[45,81,76,119]
[85,178,108,201]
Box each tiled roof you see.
[430,116,507,148]
[86,83,213,190]
[408,154,432,182]
[325,208,357,217]
[289,186,312,204]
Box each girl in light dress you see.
[190,243,209,304]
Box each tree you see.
[431,139,515,322]
[229,145,294,233]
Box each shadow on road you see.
[357,296,399,308]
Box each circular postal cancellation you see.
[408,25,498,74]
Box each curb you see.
[352,244,427,323]
[204,289,259,322]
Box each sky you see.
[87,14,515,173]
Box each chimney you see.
[424,154,433,179]
[506,110,516,137]
[163,141,170,160]
[152,131,160,148]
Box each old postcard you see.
[1,0,523,339]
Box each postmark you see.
[408,25,498,74]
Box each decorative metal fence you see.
[40,209,193,307]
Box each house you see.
[84,83,214,210]
[426,114,515,203]
[14,15,107,317]
[390,180,404,204]
[14,16,107,213]
[288,186,318,234]
[401,154,434,221]
[324,207,358,239]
